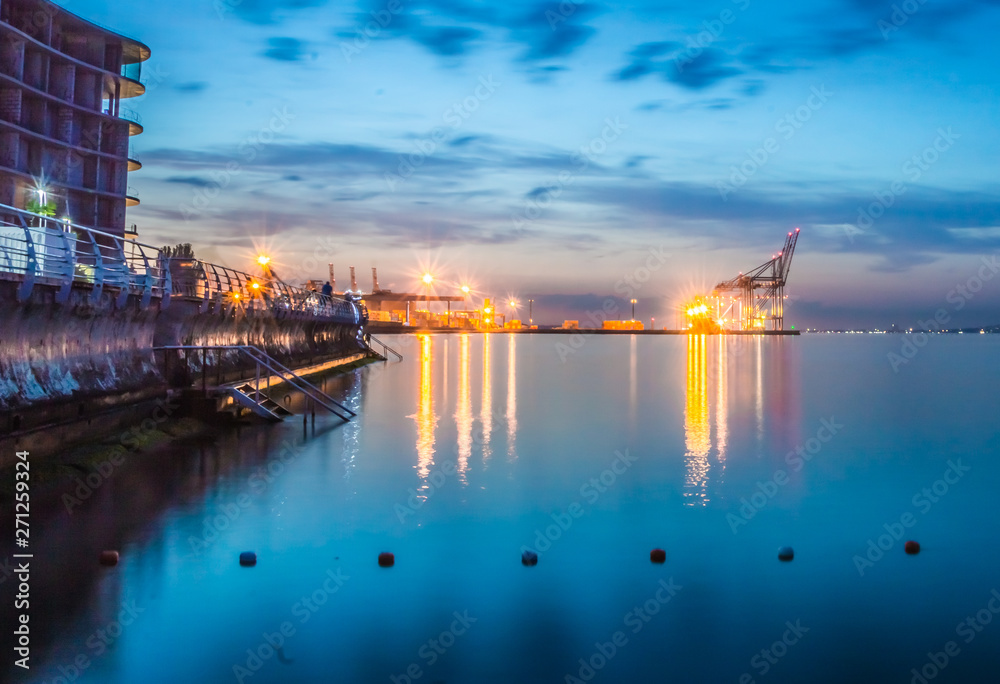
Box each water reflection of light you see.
[481,332,493,463]
[715,336,728,478]
[755,335,764,443]
[506,334,517,460]
[684,334,711,505]
[456,334,472,483]
[339,371,363,481]
[629,334,638,418]
[414,334,437,493]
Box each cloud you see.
[174,82,208,93]
[614,46,741,90]
[164,175,215,187]
[224,0,328,25]
[335,0,598,63]
[568,179,1000,269]
[263,37,312,61]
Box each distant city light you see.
[251,282,260,290]
[422,273,434,285]
[461,285,471,294]
[257,255,271,266]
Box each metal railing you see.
[120,107,142,126]
[155,345,357,422]
[366,334,403,361]
[0,203,170,306]
[171,259,366,325]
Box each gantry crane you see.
[711,229,800,331]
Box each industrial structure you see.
[0,0,149,236]
[685,229,800,332]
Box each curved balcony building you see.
[0,0,149,236]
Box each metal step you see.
[227,387,286,421]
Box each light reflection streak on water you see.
[506,334,517,461]
[684,334,711,506]
[339,371,363,481]
[414,334,436,495]
[456,334,472,483]
[715,336,727,478]
[481,332,493,463]
[629,335,638,418]
[755,335,764,443]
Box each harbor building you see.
[0,0,148,236]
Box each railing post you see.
[202,348,207,396]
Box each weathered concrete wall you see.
[0,279,164,429]
[154,298,365,387]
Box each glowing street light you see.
[461,284,471,295]
[257,255,271,267]
[631,298,637,320]
[422,273,434,285]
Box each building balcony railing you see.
[118,107,143,135]
[126,186,139,206]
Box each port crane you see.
[710,228,800,331]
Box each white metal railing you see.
[0,203,170,306]
[171,258,367,324]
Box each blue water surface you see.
[22,333,1000,684]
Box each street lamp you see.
[528,299,534,325]
[461,284,470,295]
[422,273,434,285]
[631,298,637,320]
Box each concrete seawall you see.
[1,282,367,460]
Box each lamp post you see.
[528,299,534,326]
[631,298,637,321]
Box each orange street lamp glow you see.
[257,255,271,266]
[484,307,492,314]
[422,273,434,285]
[251,282,261,290]
[461,285,471,294]
[509,299,517,308]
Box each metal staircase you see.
[156,345,358,422]
[365,334,403,361]
[228,382,294,421]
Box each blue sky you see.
[67,0,1000,327]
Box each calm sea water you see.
[15,333,1000,684]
